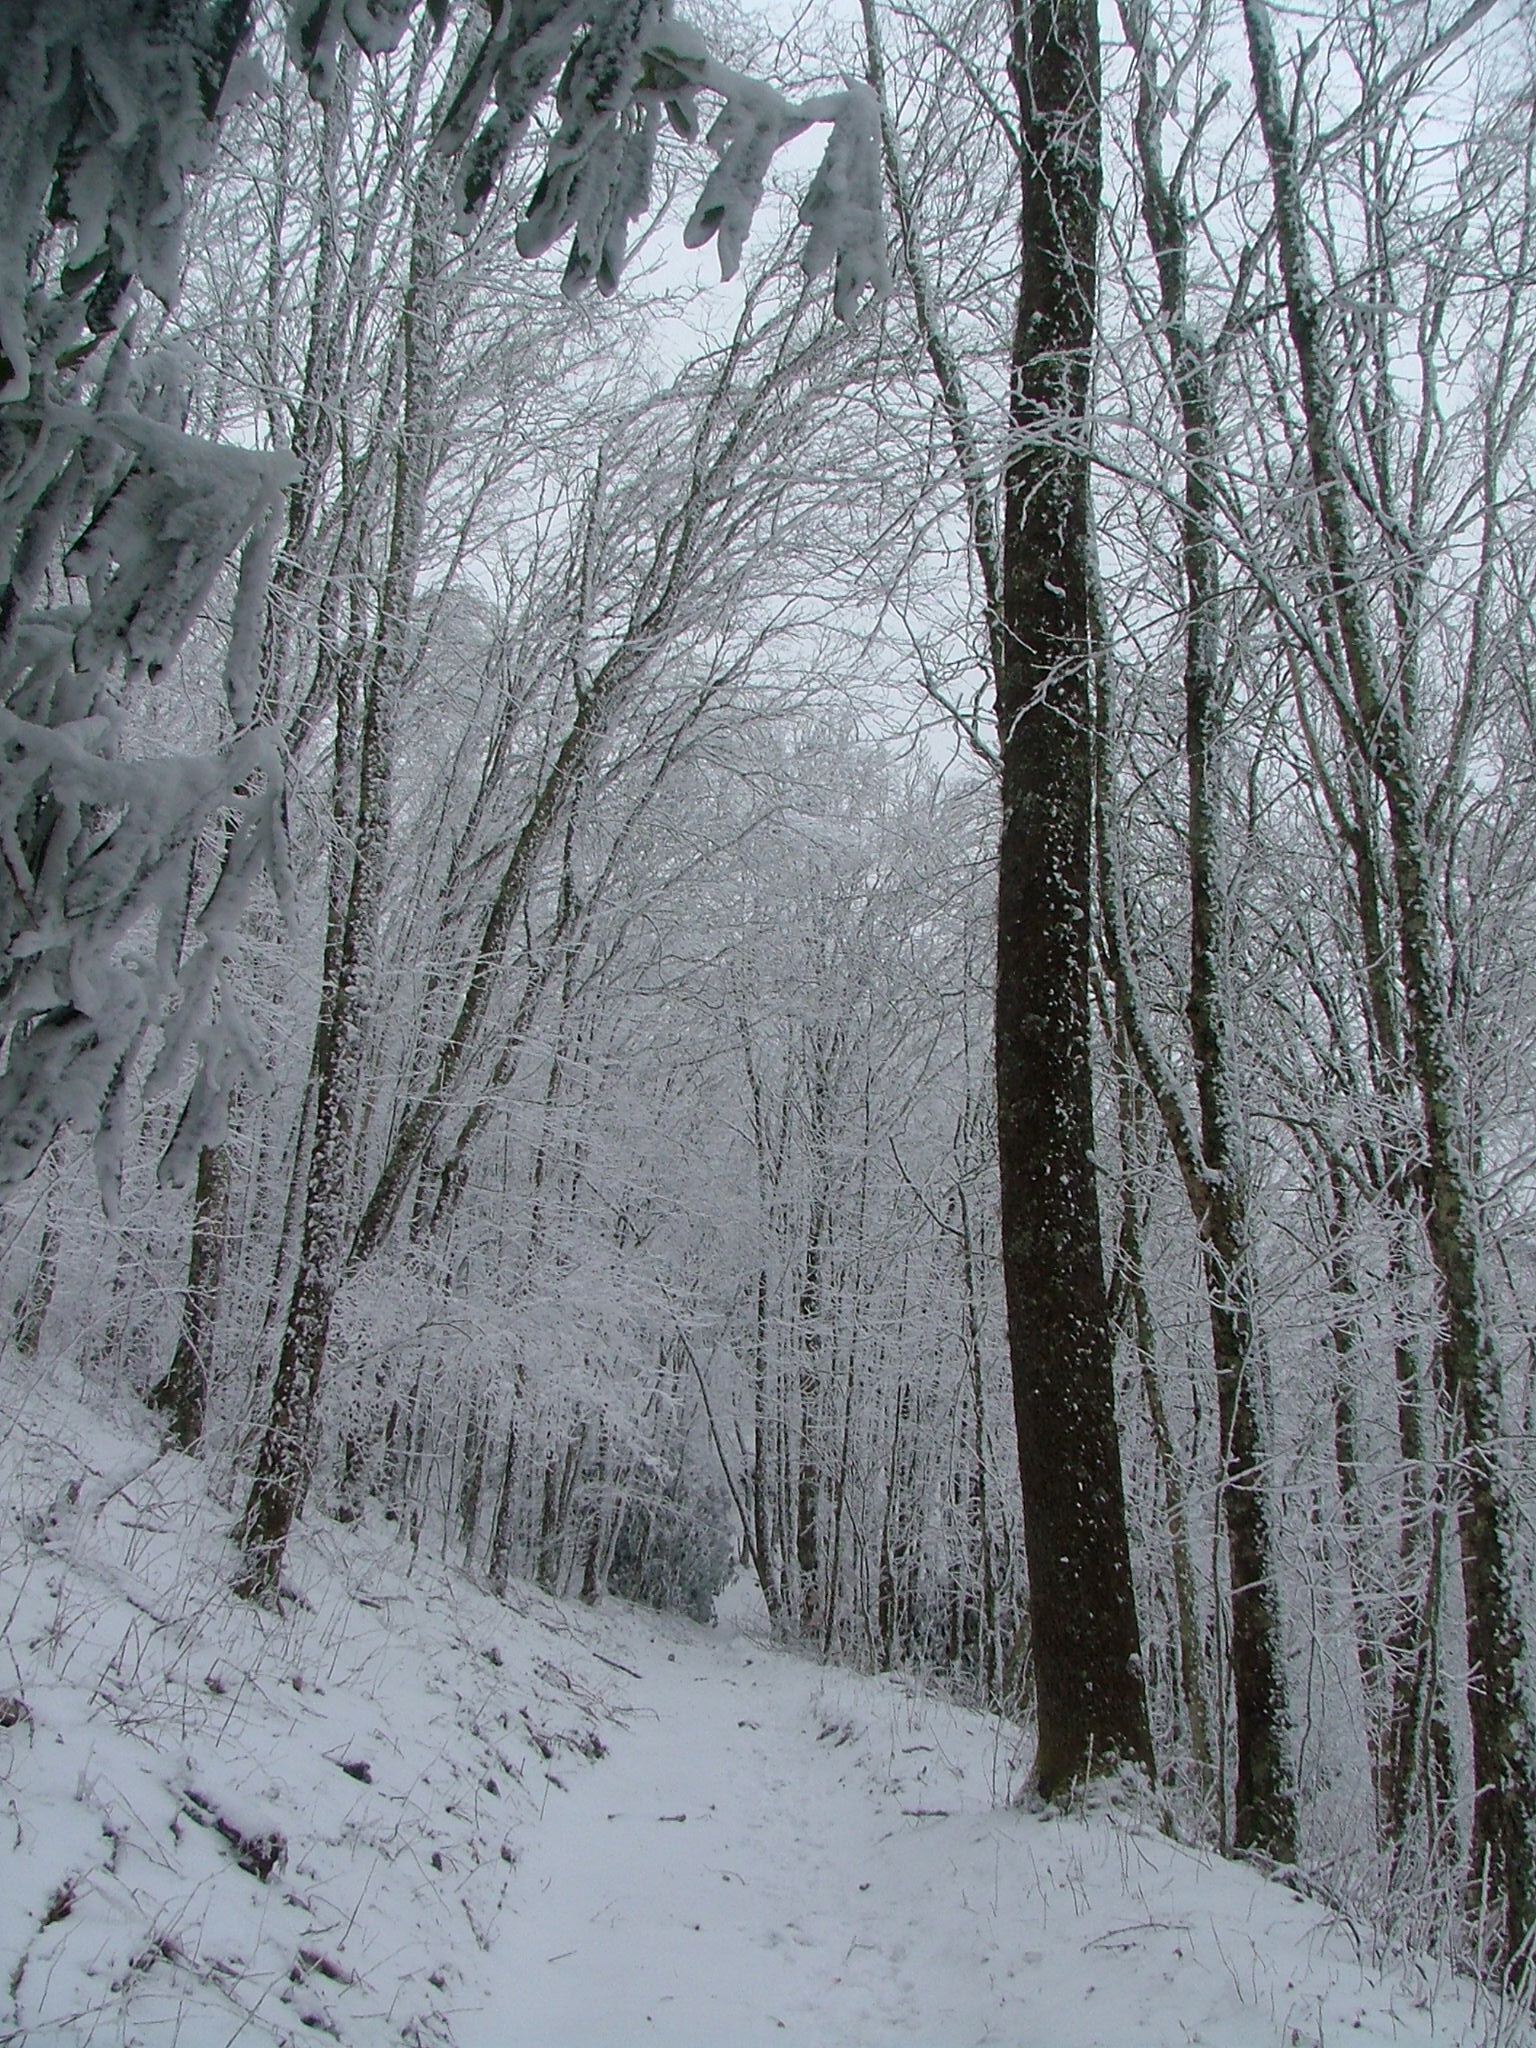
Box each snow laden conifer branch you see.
[0,342,294,1199]
[0,1,258,405]
[0,3,296,1198]
[289,0,890,320]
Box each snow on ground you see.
[0,1354,1526,2047]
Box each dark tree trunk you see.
[995,0,1151,1796]
[458,1395,487,1562]
[796,1187,826,1636]
[487,1369,525,1596]
[12,1156,58,1360]
[149,1140,231,1452]
[749,1263,785,1628]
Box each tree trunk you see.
[796,1182,826,1638]
[12,1155,58,1360]
[956,1171,999,1700]
[1111,1041,1214,1794]
[237,188,441,1600]
[995,0,1151,1795]
[487,1367,525,1596]
[150,1139,231,1452]
[1242,0,1536,1952]
[458,1394,487,1563]
[1111,0,1297,1854]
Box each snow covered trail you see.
[484,1599,1014,2046]
[481,1591,1486,2048]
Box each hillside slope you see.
[0,1356,1521,2046]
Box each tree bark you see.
[995,0,1151,1796]
[237,185,441,1600]
[150,1139,231,1452]
[12,1154,58,1360]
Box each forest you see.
[3,0,1536,2031]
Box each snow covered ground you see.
[0,1354,1526,2046]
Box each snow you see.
[0,1351,1522,2046]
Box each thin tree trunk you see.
[458,1393,487,1563]
[150,1139,231,1452]
[1319,1160,1388,1824]
[1291,652,1453,1862]
[879,1379,910,1671]
[12,1155,58,1360]
[1112,1037,1214,1793]
[237,187,441,1600]
[487,1365,525,1596]
[1242,0,1536,1952]
[796,1180,826,1638]
[750,1274,783,1628]
[956,1171,998,1700]
[1111,0,1297,1855]
[821,1344,859,1662]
